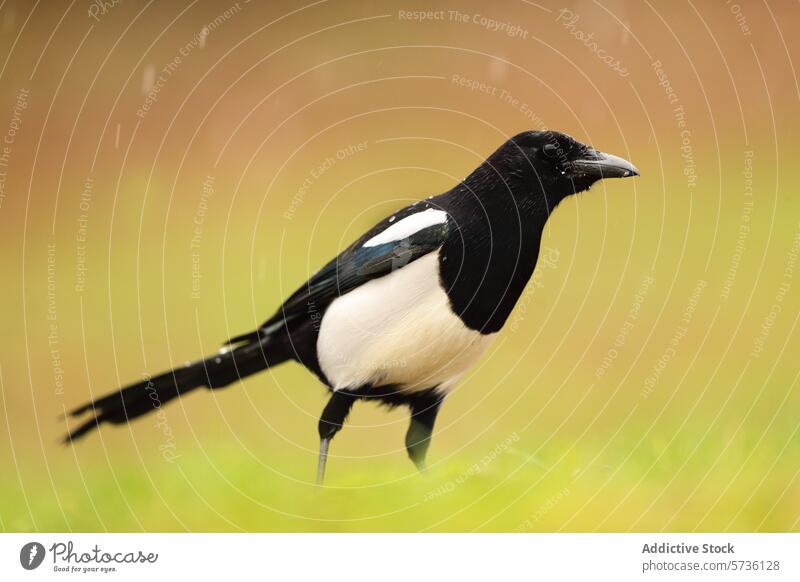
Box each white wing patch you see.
[363,208,448,248]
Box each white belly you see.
[317,251,495,394]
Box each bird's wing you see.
[225,203,450,345]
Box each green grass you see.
[3,415,798,532]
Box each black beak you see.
[568,150,640,179]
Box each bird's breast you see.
[438,210,544,333]
[316,251,495,394]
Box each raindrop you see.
[142,64,156,94]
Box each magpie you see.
[63,130,638,483]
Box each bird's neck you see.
[459,162,567,222]
[436,173,564,334]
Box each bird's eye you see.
[542,143,559,158]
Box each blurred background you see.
[1,0,799,532]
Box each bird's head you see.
[479,130,639,211]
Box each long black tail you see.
[63,336,288,442]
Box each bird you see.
[63,130,638,484]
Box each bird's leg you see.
[405,391,444,473]
[316,390,357,485]
[316,438,330,485]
